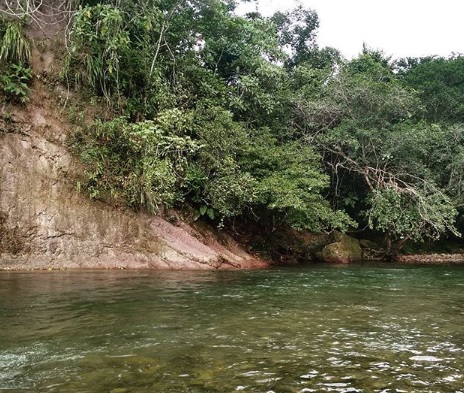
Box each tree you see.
[239,127,352,232]
[398,55,464,123]
[63,1,352,234]
[291,51,460,256]
[0,0,75,28]
[271,5,319,68]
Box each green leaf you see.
[206,207,215,220]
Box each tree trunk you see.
[385,233,409,261]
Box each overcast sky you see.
[236,0,464,59]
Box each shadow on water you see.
[1,265,464,392]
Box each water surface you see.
[1,265,464,392]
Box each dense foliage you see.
[63,0,353,233]
[0,17,32,102]
[3,0,464,256]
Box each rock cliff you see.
[0,45,267,270]
[0,3,269,271]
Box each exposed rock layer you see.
[0,84,267,271]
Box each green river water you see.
[1,265,464,392]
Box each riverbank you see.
[0,35,270,272]
[397,253,464,264]
[4,253,464,272]
[2,5,464,272]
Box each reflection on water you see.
[1,265,464,392]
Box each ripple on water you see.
[410,355,443,362]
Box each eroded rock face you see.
[0,23,268,271]
[0,109,267,271]
[319,231,362,264]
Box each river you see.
[1,265,464,392]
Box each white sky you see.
[236,0,464,59]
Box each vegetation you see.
[0,17,32,103]
[62,0,353,234]
[2,0,464,259]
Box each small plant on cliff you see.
[62,4,129,102]
[0,63,32,103]
[0,18,31,64]
[0,18,32,103]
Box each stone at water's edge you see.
[320,231,362,263]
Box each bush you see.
[0,18,31,64]
[0,63,32,103]
[0,18,32,103]
[72,114,200,213]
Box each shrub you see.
[0,63,32,103]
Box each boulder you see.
[320,232,362,263]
